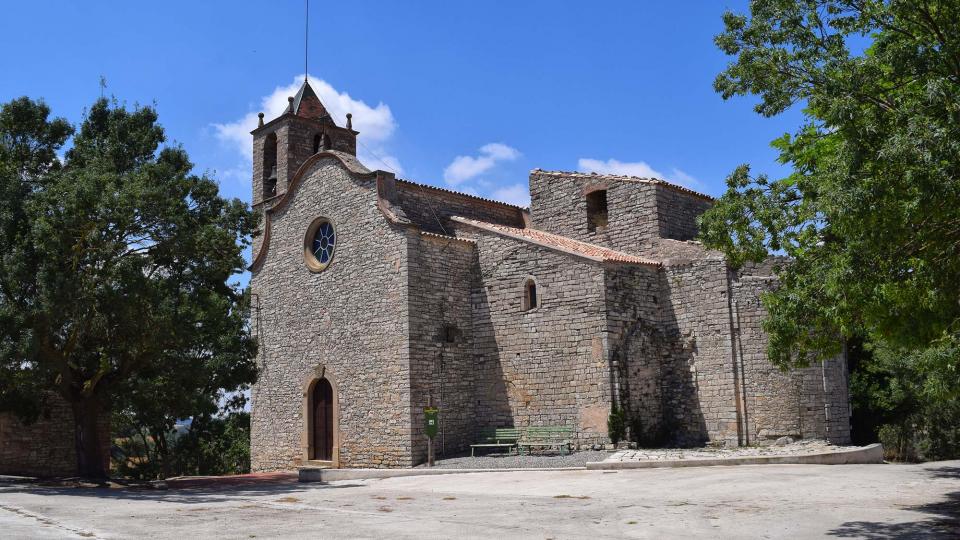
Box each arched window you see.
[262,132,278,198]
[586,189,608,232]
[313,133,322,154]
[522,278,538,311]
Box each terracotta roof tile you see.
[419,230,477,244]
[450,217,660,267]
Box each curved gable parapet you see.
[249,150,410,272]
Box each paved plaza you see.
[1,461,957,539]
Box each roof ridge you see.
[532,169,713,201]
[395,178,527,210]
[450,216,660,267]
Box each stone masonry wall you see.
[465,230,613,447]
[529,170,657,250]
[655,185,712,242]
[658,254,740,446]
[407,233,478,464]
[0,395,109,477]
[250,156,413,470]
[396,180,525,234]
[731,273,851,444]
[528,171,710,254]
[603,264,665,443]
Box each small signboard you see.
[424,407,439,439]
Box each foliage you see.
[701,0,960,368]
[608,405,626,445]
[113,410,251,479]
[0,96,259,478]
[850,336,960,461]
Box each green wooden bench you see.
[517,426,574,455]
[470,427,520,457]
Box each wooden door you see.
[312,378,333,461]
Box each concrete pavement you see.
[1,460,958,539]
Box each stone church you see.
[249,80,851,470]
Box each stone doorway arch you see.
[302,366,340,466]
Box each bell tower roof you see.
[290,79,333,123]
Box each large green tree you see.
[0,96,258,478]
[700,0,960,369]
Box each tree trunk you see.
[71,396,107,479]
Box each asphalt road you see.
[1,460,957,539]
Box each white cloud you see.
[212,75,402,174]
[577,158,704,191]
[491,183,531,208]
[577,158,663,179]
[443,143,520,186]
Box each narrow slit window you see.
[523,279,538,311]
[586,189,608,232]
[313,133,322,154]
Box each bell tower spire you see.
[249,0,361,205]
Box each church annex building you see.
[249,80,851,470]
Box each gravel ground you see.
[416,439,862,468]
[608,439,864,462]
[415,450,613,469]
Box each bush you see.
[850,336,960,462]
[608,405,626,445]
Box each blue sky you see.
[2,1,800,208]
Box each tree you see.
[113,410,252,479]
[700,0,960,369]
[0,96,258,478]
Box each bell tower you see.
[251,79,359,205]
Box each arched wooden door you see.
[311,378,334,461]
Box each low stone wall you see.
[586,443,883,470]
[0,396,109,478]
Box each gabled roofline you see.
[395,178,527,211]
[249,150,405,272]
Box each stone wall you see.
[465,230,613,447]
[655,185,712,242]
[528,170,711,254]
[0,395,109,477]
[250,156,414,470]
[407,233,478,463]
[658,255,740,446]
[730,272,851,444]
[396,180,525,234]
[603,264,664,443]
[252,115,356,206]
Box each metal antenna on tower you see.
[304,0,309,82]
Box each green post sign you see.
[424,407,439,439]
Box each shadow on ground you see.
[827,466,960,539]
[0,480,366,505]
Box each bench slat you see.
[516,426,574,455]
[471,427,521,456]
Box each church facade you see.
[249,80,851,470]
